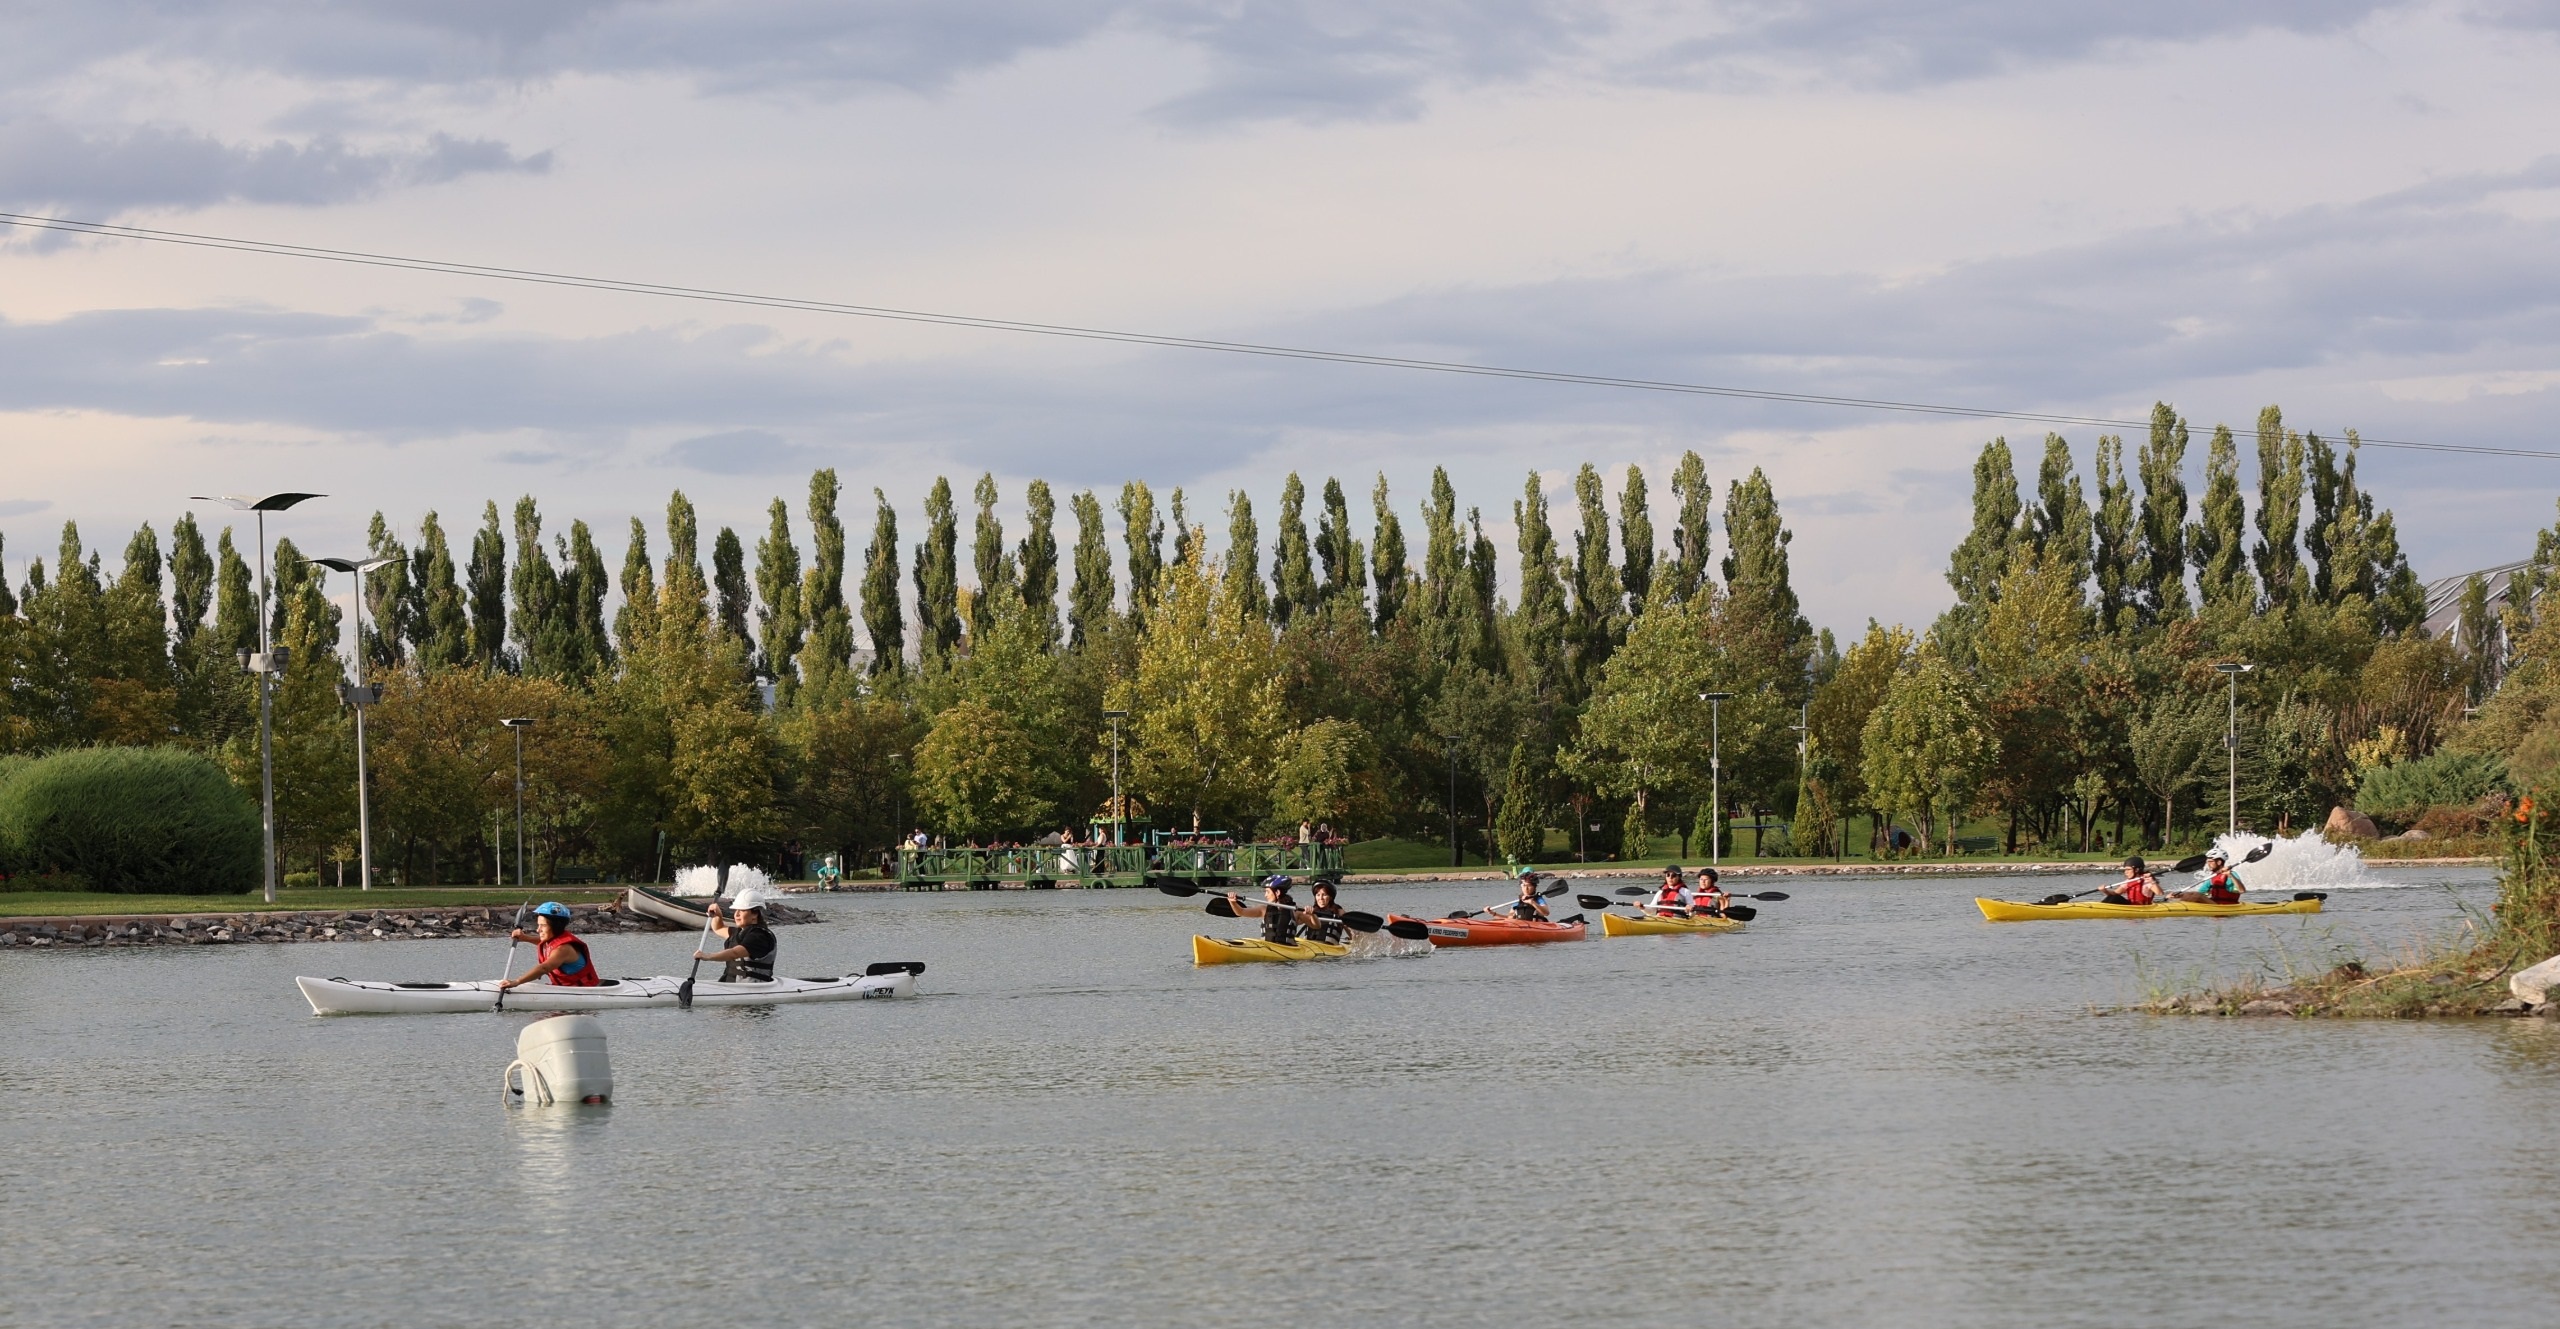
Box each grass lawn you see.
[0,886,628,918]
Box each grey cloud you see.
[0,499,52,518]
[662,428,845,475]
[0,117,550,214]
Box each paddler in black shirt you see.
[1224,875,1304,946]
[1303,880,1347,943]
[694,891,778,981]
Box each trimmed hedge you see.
[0,747,260,894]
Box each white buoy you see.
[503,1013,613,1105]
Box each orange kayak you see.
[1398,914,1588,946]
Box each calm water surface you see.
[7,869,2557,1328]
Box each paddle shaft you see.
[492,900,530,1011]
[677,895,726,1008]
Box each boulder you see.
[2324,806,2380,840]
[2391,827,2432,841]
[2510,953,2560,1004]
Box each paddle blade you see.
[2170,854,2208,873]
[2244,842,2276,864]
[1746,891,1791,901]
[863,961,927,976]
[1339,911,1385,933]
[1721,905,1756,922]
[1205,897,1240,918]
[2037,894,2071,906]
[1557,913,1586,926]
[1540,880,1571,898]
[1576,894,1615,910]
[1615,886,1650,897]
[1155,881,1205,897]
[1445,908,1476,919]
[676,978,694,1009]
[1385,918,1432,941]
[2293,891,2328,902]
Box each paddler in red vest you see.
[1647,866,1693,917]
[498,901,603,990]
[2172,851,2244,904]
[2104,856,2162,906]
[1692,866,1730,916]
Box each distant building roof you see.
[2420,559,2531,641]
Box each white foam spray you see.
[2202,830,2380,890]
[670,864,775,898]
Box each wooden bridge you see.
[894,840,1344,890]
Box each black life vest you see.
[1306,905,1344,944]
[1261,898,1301,945]
[723,923,777,982]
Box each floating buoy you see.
[503,1013,613,1105]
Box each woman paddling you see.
[694,889,778,982]
[1508,871,1552,922]
[2172,850,2245,904]
[1646,867,1693,918]
[1224,875,1305,947]
[2103,856,2162,906]
[1692,867,1729,917]
[1303,881,1348,944]
[497,902,603,992]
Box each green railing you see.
[895,841,1343,889]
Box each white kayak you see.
[296,966,920,1015]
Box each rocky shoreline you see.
[0,898,819,950]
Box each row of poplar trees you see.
[0,401,2519,883]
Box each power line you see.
[2,209,2548,461]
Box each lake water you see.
[7,867,2558,1328]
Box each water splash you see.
[670,864,774,898]
[2203,831,2380,890]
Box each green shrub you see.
[284,871,320,890]
[0,747,260,894]
[0,869,90,893]
[2356,750,2507,824]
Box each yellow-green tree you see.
[1109,543,1284,830]
[1269,717,1385,833]
[1859,646,1989,854]
[1566,582,1781,858]
[912,699,1050,838]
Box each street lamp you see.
[316,555,394,890]
[1438,734,1462,867]
[501,718,535,888]
[1103,709,1128,846]
[2212,663,2256,836]
[193,492,325,902]
[1701,692,1733,867]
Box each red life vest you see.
[2202,870,2241,904]
[538,932,601,986]
[1651,886,1688,911]
[2120,876,2158,906]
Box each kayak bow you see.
[1975,896,2323,922]
[1190,935,1352,966]
[1598,911,1745,937]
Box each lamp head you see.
[192,493,325,512]
[2212,662,2256,676]
[1701,691,1734,702]
[501,717,536,729]
[315,555,397,575]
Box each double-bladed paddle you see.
[1604,885,1791,902]
[1200,895,1430,940]
[492,899,530,1012]
[862,961,928,977]
[2029,842,2276,906]
[1445,876,1572,920]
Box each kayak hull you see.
[1191,935,1351,966]
[1975,896,2323,922]
[1404,915,1588,946]
[296,971,914,1015]
[624,885,709,929]
[1599,910,1744,937]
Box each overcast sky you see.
[5,0,2559,636]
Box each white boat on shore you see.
[296,964,922,1015]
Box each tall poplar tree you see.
[1512,472,1569,704]
[2189,424,2253,611]
[2136,403,2191,623]
[1938,438,2021,660]
[860,488,904,675]
[1224,489,1267,621]
[1370,474,1408,631]
[805,470,855,681]
[467,501,507,670]
[755,498,804,689]
[170,513,212,647]
[661,490,710,640]
[1567,463,1623,693]
[914,477,961,662]
[1068,490,1113,648]
[1722,467,1814,700]
[509,497,565,675]
[2252,406,2305,611]
[971,473,1015,621]
[212,529,257,657]
[615,518,658,658]
[562,519,610,680]
[1118,481,1163,625]
[1270,474,1316,626]
[1619,464,1654,613]
[2029,433,2093,597]
[1018,479,1062,649]
[1316,478,1365,619]
[712,526,752,650]
[1169,488,1194,572]
[360,512,414,669]
[1417,466,1477,669]
[1663,450,1714,604]
[2091,435,2138,630]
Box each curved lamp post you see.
[501,718,535,888]
[192,492,325,902]
[2213,662,2256,836]
[316,555,394,890]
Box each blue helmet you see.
[532,901,572,921]
[1265,874,1293,891]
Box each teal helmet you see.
[532,901,572,921]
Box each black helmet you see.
[2122,855,2146,873]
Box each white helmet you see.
[725,886,774,914]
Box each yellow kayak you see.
[1975,896,2323,922]
[1598,910,1745,937]
[1191,935,1352,966]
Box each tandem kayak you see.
[1403,915,1588,946]
[1975,896,2324,922]
[296,968,919,1015]
[1191,935,1351,966]
[1598,910,1744,937]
